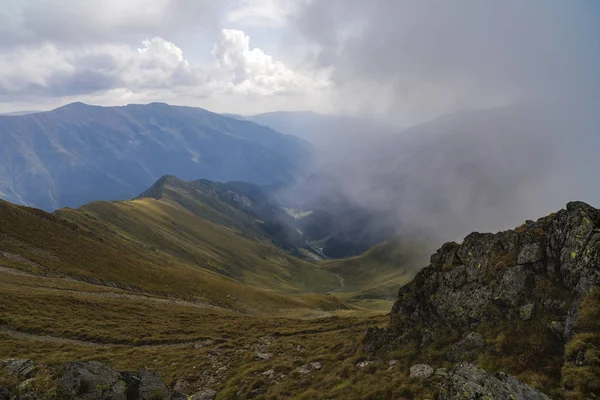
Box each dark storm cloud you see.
[291,0,600,119]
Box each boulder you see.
[191,389,217,400]
[446,332,486,362]
[57,361,127,400]
[136,368,169,400]
[309,361,322,370]
[0,359,34,379]
[438,363,550,400]
[409,364,434,379]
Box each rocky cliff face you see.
[365,201,600,398]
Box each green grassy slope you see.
[0,198,343,316]
[322,239,431,300]
[56,176,339,294]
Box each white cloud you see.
[211,29,329,95]
[0,38,196,96]
[0,29,331,111]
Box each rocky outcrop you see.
[438,363,550,400]
[364,202,600,398]
[0,359,216,400]
[365,202,600,351]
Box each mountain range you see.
[0,102,312,210]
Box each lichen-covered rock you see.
[0,359,34,379]
[519,302,535,320]
[446,332,486,362]
[136,368,169,400]
[57,361,128,400]
[191,389,217,400]
[409,364,434,379]
[518,243,544,264]
[438,363,550,400]
[365,202,600,353]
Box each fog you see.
[264,1,600,243]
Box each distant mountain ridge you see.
[0,102,313,210]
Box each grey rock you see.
[446,332,486,362]
[191,389,217,400]
[409,364,434,379]
[57,361,127,400]
[356,361,373,369]
[434,368,449,377]
[295,365,312,375]
[438,363,550,400]
[0,359,34,379]
[172,380,189,395]
[137,368,169,400]
[254,352,273,361]
[494,265,532,307]
[262,369,275,378]
[309,361,322,370]
[388,360,399,366]
[17,378,36,392]
[519,303,535,320]
[518,243,543,264]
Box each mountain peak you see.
[54,101,91,111]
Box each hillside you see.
[0,102,313,210]
[0,197,346,315]
[3,201,598,399]
[322,239,431,305]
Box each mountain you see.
[0,102,313,211]
[283,103,600,244]
[365,201,600,399]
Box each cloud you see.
[0,0,221,48]
[289,0,600,122]
[226,0,307,28]
[0,39,195,97]
[0,29,330,106]
[211,29,329,95]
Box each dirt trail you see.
[332,273,345,292]
[0,325,210,349]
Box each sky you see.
[0,0,599,124]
